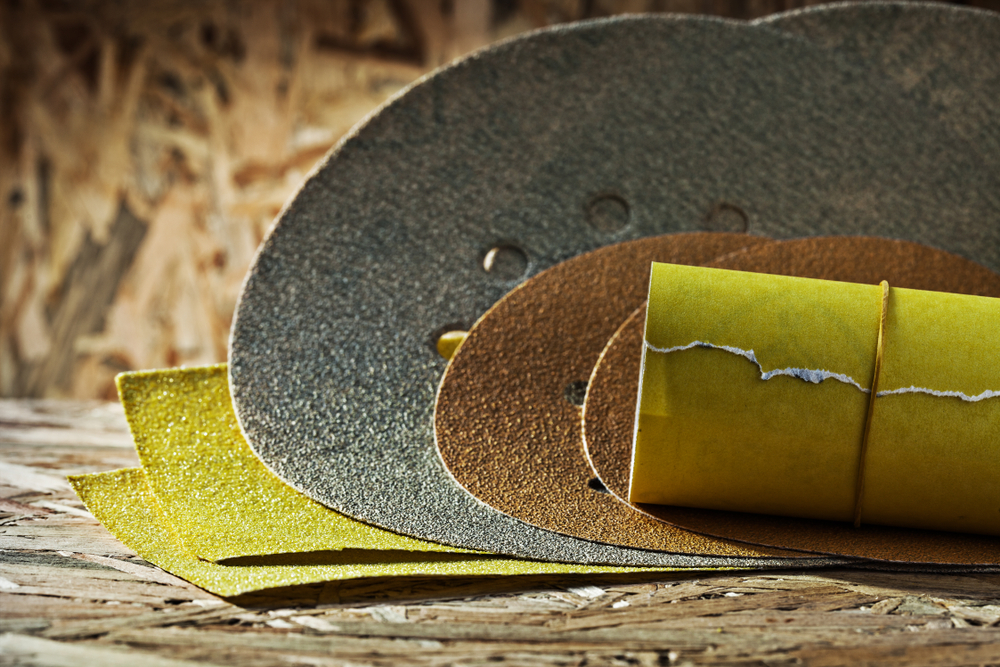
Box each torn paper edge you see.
[644,340,999,403]
[644,340,870,392]
[877,386,1000,402]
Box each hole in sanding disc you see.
[586,193,630,232]
[482,244,528,280]
[587,477,610,494]
[703,202,749,233]
[563,380,588,407]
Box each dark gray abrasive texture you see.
[760,1,1000,169]
[230,15,1000,565]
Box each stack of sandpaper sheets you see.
[70,367,674,599]
[72,4,1000,596]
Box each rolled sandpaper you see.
[631,264,1000,537]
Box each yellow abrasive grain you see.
[117,365,475,561]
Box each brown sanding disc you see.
[583,236,1000,565]
[436,232,820,560]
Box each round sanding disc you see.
[230,15,1000,562]
[436,233,824,560]
[583,237,1000,565]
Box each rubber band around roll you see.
[854,280,889,528]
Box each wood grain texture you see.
[2,399,1000,665]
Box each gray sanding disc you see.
[760,1,1000,165]
[230,15,1000,563]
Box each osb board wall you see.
[1,0,993,400]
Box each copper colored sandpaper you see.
[436,232,822,559]
[583,236,1000,565]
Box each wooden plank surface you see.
[2,399,1000,665]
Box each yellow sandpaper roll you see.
[630,263,1000,537]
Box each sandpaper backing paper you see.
[633,265,1000,535]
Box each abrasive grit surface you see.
[436,234,816,559]
[69,469,700,599]
[582,237,1000,567]
[230,15,1000,563]
[761,1,1000,171]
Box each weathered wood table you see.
[2,399,1000,666]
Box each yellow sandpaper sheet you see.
[631,263,1000,536]
[117,365,473,560]
[69,469,682,598]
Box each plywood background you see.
[2,0,995,399]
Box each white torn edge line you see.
[644,340,1000,402]
[878,386,1000,402]
[645,340,869,392]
